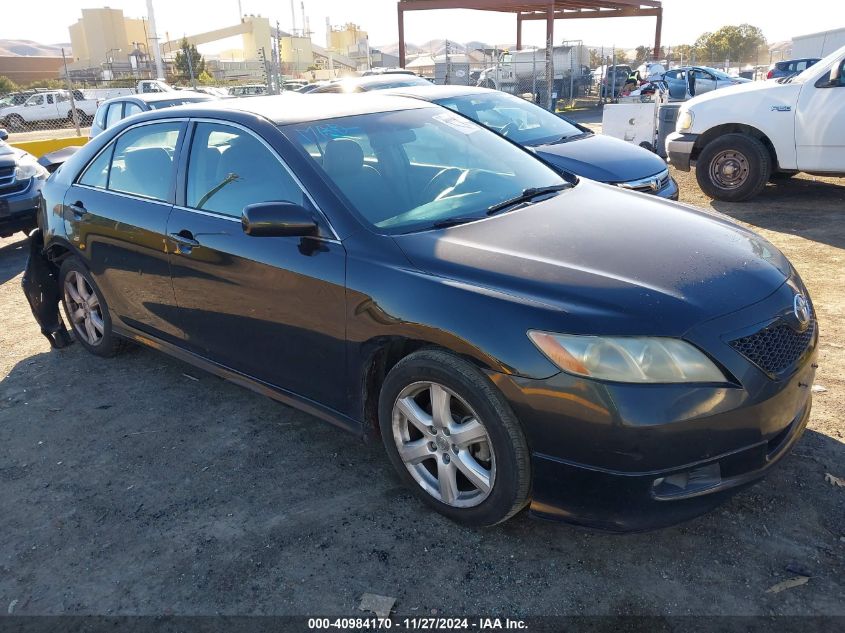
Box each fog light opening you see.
[652,463,722,500]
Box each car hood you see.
[531,133,668,183]
[687,77,800,107]
[392,180,791,336]
[0,141,24,167]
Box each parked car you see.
[662,66,751,100]
[667,44,845,201]
[89,92,214,138]
[0,128,48,237]
[228,84,269,97]
[384,85,678,199]
[767,58,820,79]
[592,65,633,98]
[0,89,97,131]
[38,94,816,531]
[296,82,331,93]
[307,74,432,93]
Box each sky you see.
[1,0,839,53]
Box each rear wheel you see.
[695,133,771,202]
[59,258,127,357]
[378,349,531,526]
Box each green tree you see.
[695,24,766,64]
[197,70,215,85]
[174,37,205,81]
[0,75,17,94]
[634,45,651,65]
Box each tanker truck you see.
[476,45,590,100]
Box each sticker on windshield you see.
[433,112,479,134]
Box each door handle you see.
[68,201,87,218]
[169,231,201,249]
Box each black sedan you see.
[383,85,678,199]
[38,95,816,530]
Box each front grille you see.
[729,320,816,376]
[0,176,30,196]
[618,169,671,195]
[0,166,13,178]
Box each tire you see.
[695,133,771,202]
[6,114,25,132]
[67,109,85,124]
[59,257,127,357]
[378,349,531,527]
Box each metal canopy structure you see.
[397,0,663,108]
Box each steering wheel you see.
[422,167,464,202]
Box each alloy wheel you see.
[63,270,105,346]
[391,381,496,508]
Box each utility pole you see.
[146,0,166,80]
[62,48,81,136]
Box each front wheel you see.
[695,133,771,202]
[378,349,531,526]
[6,114,25,132]
[59,258,127,357]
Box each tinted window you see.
[79,145,113,189]
[436,91,584,146]
[29,95,44,106]
[108,122,181,201]
[186,123,304,217]
[124,102,143,116]
[105,103,123,128]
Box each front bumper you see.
[490,276,817,531]
[666,132,699,172]
[0,177,42,237]
[529,396,810,532]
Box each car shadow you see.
[1,342,843,615]
[709,176,845,250]
[0,233,28,286]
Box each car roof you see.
[380,85,498,101]
[165,93,436,124]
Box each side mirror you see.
[241,201,319,238]
[0,129,7,141]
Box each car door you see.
[692,69,716,94]
[24,94,50,121]
[63,120,186,341]
[167,120,347,410]
[795,57,845,172]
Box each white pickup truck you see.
[667,44,845,201]
[0,89,98,131]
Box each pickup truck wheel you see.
[6,114,25,132]
[67,109,86,124]
[695,133,771,202]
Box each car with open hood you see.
[0,128,49,238]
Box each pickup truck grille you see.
[729,320,816,376]
[617,169,671,195]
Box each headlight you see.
[677,110,694,132]
[528,331,727,383]
[14,155,48,180]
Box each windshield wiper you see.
[548,131,592,145]
[486,183,572,215]
[430,216,484,229]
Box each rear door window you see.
[124,102,143,117]
[108,122,182,201]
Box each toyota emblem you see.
[793,294,811,326]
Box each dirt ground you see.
[0,169,843,617]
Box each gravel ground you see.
[0,168,843,617]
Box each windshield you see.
[434,91,585,146]
[148,97,212,109]
[795,43,845,82]
[284,107,566,234]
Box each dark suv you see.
[0,128,48,237]
[767,58,820,79]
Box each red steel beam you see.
[653,5,663,60]
[519,7,661,19]
[398,5,406,67]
